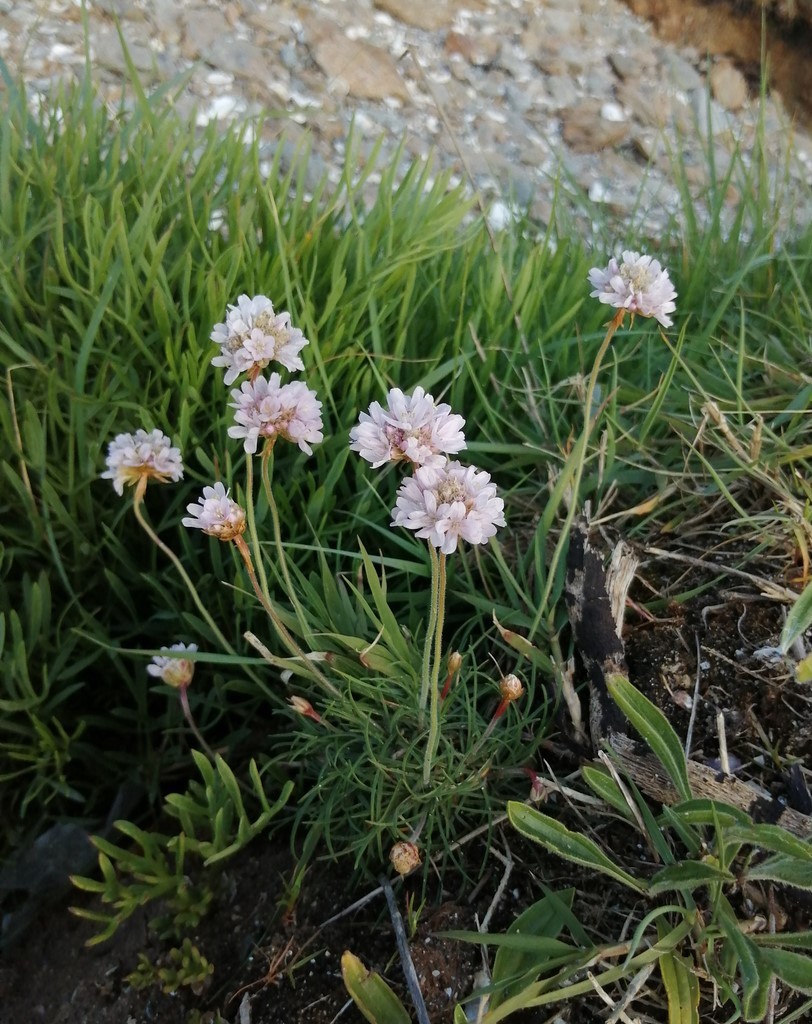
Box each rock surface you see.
[2,0,810,239]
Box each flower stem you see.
[419,543,440,720]
[538,309,625,617]
[132,493,235,656]
[244,454,271,605]
[261,446,311,639]
[178,684,218,761]
[422,551,447,787]
[234,535,340,697]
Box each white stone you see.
[601,101,626,122]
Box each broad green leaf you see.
[747,856,812,890]
[475,919,694,1023]
[508,802,648,893]
[669,799,751,829]
[755,931,812,951]
[648,860,734,896]
[726,824,812,862]
[582,765,635,818]
[606,674,691,802]
[759,948,812,996]
[341,951,411,1024]
[717,897,766,1021]
[489,887,575,1007]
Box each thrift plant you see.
[98,250,680,881]
[92,250,679,883]
[97,285,527,876]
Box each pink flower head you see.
[588,250,677,327]
[228,373,324,455]
[211,294,309,384]
[391,460,505,555]
[101,429,183,496]
[350,386,466,469]
[182,482,246,540]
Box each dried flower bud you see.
[389,841,421,876]
[287,695,323,724]
[499,673,524,703]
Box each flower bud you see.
[447,651,463,675]
[389,841,421,876]
[499,673,524,703]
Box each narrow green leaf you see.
[508,803,648,894]
[658,949,700,1024]
[780,579,812,654]
[442,931,575,956]
[607,674,691,802]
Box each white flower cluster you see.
[209,293,324,458]
[102,428,184,495]
[588,250,677,327]
[210,294,308,385]
[392,459,506,555]
[350,386,465,469]
[351,386,505,555]
[229,373,323,456]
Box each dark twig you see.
[380,875,431,1024]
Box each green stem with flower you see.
[261,444,311,639]
[422,549,448,786]
[419,543,441,721]
[131,482,235,655]
[232,533,339,697]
